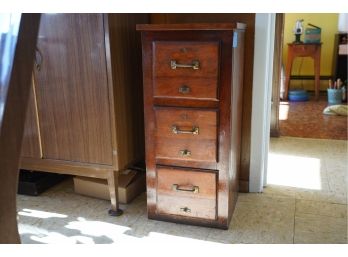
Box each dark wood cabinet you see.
[21,14,148,214]
[137,23,245,229]
[332,33,347,83]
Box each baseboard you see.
[239,180,249,193]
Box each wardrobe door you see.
[34,14,113,165]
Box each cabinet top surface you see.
[136,23,246,31]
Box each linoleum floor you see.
[17,137,347,244]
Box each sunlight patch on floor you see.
[145,232,221,245]
[18,209,68,219]
[19,224,92,244]
[279,102,290,121]
[267,153,322,190]
[19,216,215,244]
[65,217,130,239]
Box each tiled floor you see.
[17,137,347,244]
[279,95,347,140]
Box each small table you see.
[284,43,322,100]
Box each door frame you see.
[249,13,276,192]
[270,14,285,137]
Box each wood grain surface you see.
[20,14,149,213]
[157,167,217,220]
[138,23,245,228]
[21,81,41,158]
[33,14,113,165]
[154,77,218,101]
[155,107,217,164]
[150,14,255,192]
[0,13,41,244]
[153,41,219,78]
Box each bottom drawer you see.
[157,167,217,220]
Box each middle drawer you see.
[155,107,218,165]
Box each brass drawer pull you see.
[178,85,191,94]
[170,60,200,70]
[173,184,199,194]
[180,207,191,213]
[172,125,199,135]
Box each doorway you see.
[271,13,347,141]
[264,13,347,243]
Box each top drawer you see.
[289,44,321,57]
[153,41,220,78]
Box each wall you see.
[283,13,339,91]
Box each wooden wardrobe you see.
[20,14,147,215]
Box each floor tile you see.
[294,213,347,244]
[207,194,295,244]
[295,199,347,218]
[125,213,212,241]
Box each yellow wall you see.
[283,13,339,91]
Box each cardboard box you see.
[73,169,146,204]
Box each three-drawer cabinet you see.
[137,23,245,229]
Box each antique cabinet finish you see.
[21,14,147,214]
[137,23,245,229]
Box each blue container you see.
[327,89,342,105]
[288,89,309,102]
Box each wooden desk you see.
[284,43,322,100]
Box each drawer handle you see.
[173,184,199,194]
[178,85,191,94]
[180,207,191,213]
[170,60,200,70]
[179,149,191,157]
[172,125,199,135]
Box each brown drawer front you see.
[157,167,217,220]
[153,41,219,78]
[154,77,218,101]
[291,45,319,56]
[155,108,217,164]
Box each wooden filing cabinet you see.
[137,23,245,229]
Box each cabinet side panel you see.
[107,14,148,169]
[229,29,245,222]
